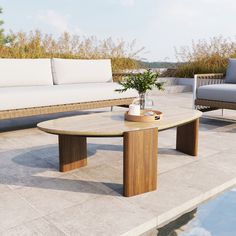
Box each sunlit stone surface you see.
[0,92,236,235]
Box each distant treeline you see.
[137,60,182,69]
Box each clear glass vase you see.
[139,93,146,110]
[134,93,154,110]
[145,96,154,110]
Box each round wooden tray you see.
[125,110,163,123]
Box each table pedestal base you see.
[59,135,87,172]
[176,119,199,156]
[57,118,199,197]
[123,128,158,197]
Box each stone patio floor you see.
[0,92,236,236]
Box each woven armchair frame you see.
[195,99,236,110]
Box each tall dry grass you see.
[0,30,144,72]
[174,36,236,78]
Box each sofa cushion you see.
[0,59,53,87]
[52,59,113,85]
[197,84,236,103]
[0,83,138,111]
[225,58,236,84]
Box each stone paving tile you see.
[0,191,41,232]
[0,183,12,194]
[0,149,57,190]
[73,163,123,191]
[46,195,155,236]
[157,148,195,174]
[14,172,116,215]
[86,141,123,168]
[197,144,220,158]
[201,149,236,175]
[199,131,236,152]
[0,218,66,236]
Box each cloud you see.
[120,0,136,7]
[152,0,236,28]
[180,219,212,236]
[38,10,69,33]
[38,10,83,35]
[182,226,212,236]
[144,0,236,60]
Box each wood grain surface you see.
[123,128,158,197]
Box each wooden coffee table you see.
[37,108,202,197]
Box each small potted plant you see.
[116,69,164,109]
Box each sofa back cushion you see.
[0,59,53,87]
[52,58,113,84]
[225,58,236,84]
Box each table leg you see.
[58,135,87,172]
[176,118,199,156]
[123,128,158,197]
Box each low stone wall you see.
[149,77,194,95]
[158,77,194,87]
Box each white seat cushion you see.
[0,59,53,87]
[0,83,138,111]
[197,84,236,103]
[52,59,113,84]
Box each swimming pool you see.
[158,187,236,236]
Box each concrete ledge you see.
[123,178,236,236]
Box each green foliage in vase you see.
[116,69,164,94]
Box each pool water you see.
[158,187,236,236]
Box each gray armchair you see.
[194,59,236,111]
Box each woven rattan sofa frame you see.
[193,73,236,111]
[0,73,135,120]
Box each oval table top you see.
[37,108,202,137]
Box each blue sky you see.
[1,0,236,61]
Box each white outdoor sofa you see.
[0,58,138,120]
[194,58,236,111]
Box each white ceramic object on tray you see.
[128,104,140,116]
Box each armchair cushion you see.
[197,84,236,103]
[225,58,236,84]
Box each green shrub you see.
[174,36,236,78]
[0,30,143,72]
